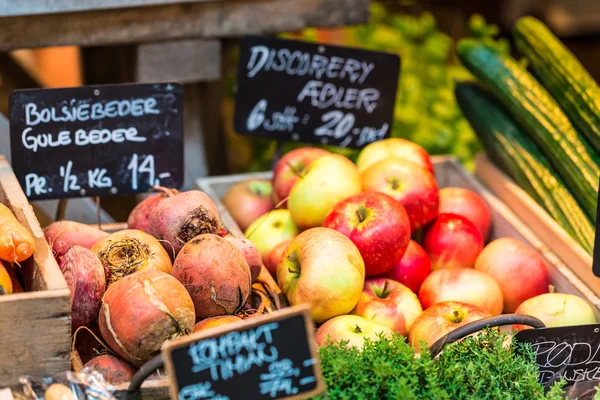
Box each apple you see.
[352,278,422,335]
[245,209,299,262]
[315,315,393,348]
[323,192,410,276]
[356,138,434,174]
[222,179,274,231]
[382,240,431,293]
[408,301,490,353]
[419,267,504,315]
[361,158,439,231]
[272,147,330,207]
[277,227,365,323]
[288,154,362,229]
[423,213,483,269]
[264,239,292,278]
[475,238,550,313]
[193,315,243,333]
[439,187,492,240]
[514,293,597,331]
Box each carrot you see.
[0,261,13,295]
[0,203,35,263]
[3,261,23,293]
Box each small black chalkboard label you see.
[9,82,184,201]
[234,35,400,149]
[163,305,324,400]
[515,323,600,388]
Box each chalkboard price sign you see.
[515,323,600,388]
[234,36,400,148]
[9,82,184,201]
[163,305,324,400]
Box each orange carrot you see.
[0,261,12,295]
[0,203,35,263]
[4,261,23,293]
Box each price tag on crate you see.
[234,35,400,149]
[163,305,324,400]
[515,323,600,389]
[9,82,184,201]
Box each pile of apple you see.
[223,138,597,350]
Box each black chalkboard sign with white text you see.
[515,323,600,389]
[234,36,400,148]
[9,82,184,201]
[163,305,324,400]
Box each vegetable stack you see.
[456,16,600,255]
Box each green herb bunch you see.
[313,328,565,400]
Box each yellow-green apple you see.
[323,192,410,276]
[277,227,365,323]
[356,138,434,174]
[288,154,362,229]
[439,187,492,241]
[352,278,422,335]
[513,293,597,331]
[475,238,549,313]
[245,209,299,262]
[265,239,292,278]
[408,301,490,353]
[419,267,503,315]
[222,179,274,231]
[361,158,438,231]
[383,240,431,293]
[193,315,243,333]
[272,147,330,207]
[423,213,483,269]
[315,315,393,348]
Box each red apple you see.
[382,240,431,293]
[439,187,492,240]
[323,192,410,276]
[277,228,365,323]
[514,293,597,331]
[272,147,330,207]
[352,278,422,335]
[356,138,434,174]
[361,158,439,231]
[222,179,274,231]
[423,213,483,269]
[408,301,490,353]
[419,267,503,315]
[475,238,550,313]
[315,315,393,348]
[264,239,292,278]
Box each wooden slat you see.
[0,0,221,17]
[135,39,221,83]
[0,0,369,51]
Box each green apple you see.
[244,209,299,261]
[288,154,362,229]
[514,293,597,330]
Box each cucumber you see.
[455,82,595,254]
[457,38,600,220]
[514,17,600,154]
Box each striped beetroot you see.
[44,221,108,263]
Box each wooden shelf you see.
[0,0,369,51]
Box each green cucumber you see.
[457,38,600,221]
[514,17,600,154]
[456,82,594,254]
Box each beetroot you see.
[223,235,262,282]
[60,246,106,331]
[92,229,172,284]
[99,269,195,365]
[128,187,179,232]
[83,355,136,384]
[148,191,221,257]
[45,221,108,262]
[172,234,252,320]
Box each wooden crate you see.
[0,156,71,386]
[474,154,600,302]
